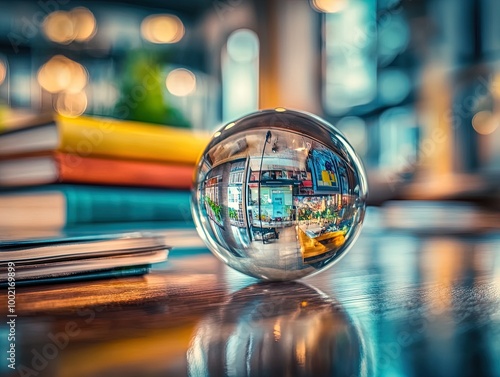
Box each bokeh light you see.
[490,73,500,99]
[0,60,6,85]
[141,14,184,44]
[378,14,410,67]
[311,0,347,13]
[65,62,88,94]
[472,111,499,135]
[166,68,196,96]
[55,91,88,117]
[37,55,88,94]
[379,69,411,105]
[72,7,97,42]
[223,29,260,122]
[43,11,75,44]
[43,8,96,44]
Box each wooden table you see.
[2,204,500,377]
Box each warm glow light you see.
[72,7,97,42]
[224,122,236,130]
[275,107,286,112]
[38,56,73,93]
[43,11,75,44]
[491,74,500,99]
[43,8,97,44]
[273,322,281,341]
[166,68,196,97]
[472,111,499,135]
[213,131,221,138]
[55,91,87,117]
[311,0,347,13]
[37,55,88,94]
[295,340,306,365]
[141,14,184,44]
[0,60,6,85]
[65,60,88,93]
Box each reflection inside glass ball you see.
[192,109,368,280]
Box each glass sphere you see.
[191,109,368,281]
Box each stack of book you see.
[0,114,210,284]
[1,232,170,286]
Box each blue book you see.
[0,185,193,228]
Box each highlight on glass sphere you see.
[191,108,368,281]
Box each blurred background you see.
[2,3,500,376]
[0,0,499,207]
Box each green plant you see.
[228,208,238,220]
[114,50,190,127]
[298,207,312,221]
[205,196,223,222]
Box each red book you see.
[0,152,194,189]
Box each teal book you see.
[0,185,193,228]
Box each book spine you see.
[10,266,151,286]
[63,186,193,226]
[56,153,194,189]
[58,116,209,164]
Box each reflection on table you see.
[188,282,369,377]
[1,204,500,377]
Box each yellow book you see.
[0,115,210,165]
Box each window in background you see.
[378,106,418,172]
[335,116,367,159]
[85,61,119,117]
[222,29,259,123]
[322,0,377,116]
[319,0,416,172]
[321,0,412,115]
[10,57,34,108]
[378,68,411,107]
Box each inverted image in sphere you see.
[191,109,368,281]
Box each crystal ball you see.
[191,109,368,281]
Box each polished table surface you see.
[2,203,500,377]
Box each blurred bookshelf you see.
[0,1,221,285]
[0,3,499,376]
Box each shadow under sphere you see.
[187,282,370,377]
